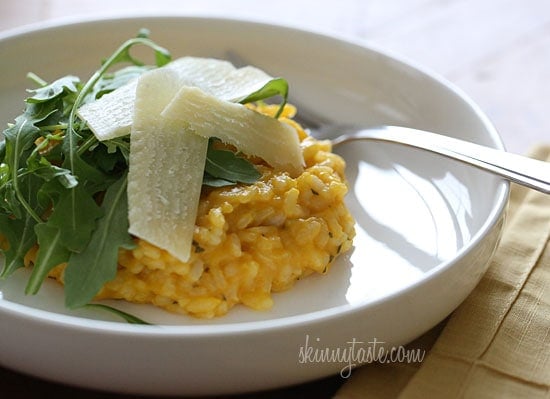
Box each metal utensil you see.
[313,124,549,194]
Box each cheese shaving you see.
[78,57,278,141]
[162,86,304,177]
[128,68,208,262]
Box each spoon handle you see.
[332,126,550,194]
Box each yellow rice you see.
[41,104,356,318]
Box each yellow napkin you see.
[335,145,550,399]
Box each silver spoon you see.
[313,124,549,194]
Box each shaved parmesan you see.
[78,57,236,140]
[77,79,138,141]
[128,68,208,262]
[122,59,303,262]
[162,86,304,177]
[78,57,281,141]
[214,66,274,102]
[167,56,236,96]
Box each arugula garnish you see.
[0,30,169,323]
[0,29,291,324]
[26,75,80,104]
[64,173,134,309]
[237,77,289,118]
[203,138,261,187]
[84,303,152,325]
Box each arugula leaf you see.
[25,223,70,294]
[0,174,44,277]
[4,104,53,166]
[26,75,79,104]
[204,139,261,185]
[64,174,135,309]
[106,29,171,68]
[81,138,130,174]
[202,173,239,188]
[0,213,37,278]
[90,66,153,100]
[46,185,103,252]
[27,157,78,189]
[237,77,289,118]
[84,303,152,325]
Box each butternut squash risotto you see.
[28,104,355,318]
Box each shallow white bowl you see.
[0,16,508,396]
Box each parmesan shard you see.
[77,79,138,141]
[116,58,303,262]
[77,57,280,141]
[167,56,237,96]
[128,68,208,262]
[213,66,274,102]
[162,86,304,177]
[78,57,237,141]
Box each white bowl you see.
[0,16,508,396]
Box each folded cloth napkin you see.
[335,145,550,399]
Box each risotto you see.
[39,104,355,318]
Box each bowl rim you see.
[0,14,510,337]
